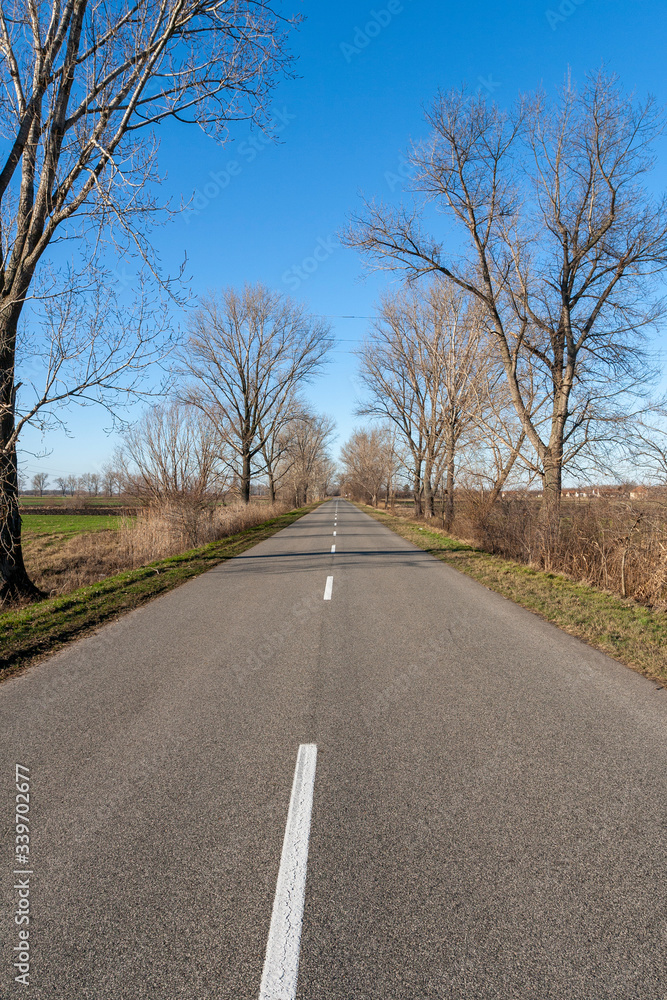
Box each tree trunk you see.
[541,451,562,519]
[0,305,44,602]
[0,447,43,602]
[267,472,276,504]
[241,450,251,504]
[444,447,455,530]
[413,472,422,516]
[540,450,562,566]
[423,477,434,519]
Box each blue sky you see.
[19,0,667,481]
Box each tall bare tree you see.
[340,425,397,507]
[357,283,490,521]
[430,286,489,526]
[182,284,333,503]
[0,0,297,599]
[345,71,667,530]
[277,411,335,507]
[356,298,433,517]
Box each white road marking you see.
[323,576,334,600]
[331,544,336,553]
[333,530,336,536]
[259,744,317,1000]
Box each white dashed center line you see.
[258,744,317,1000]
[323,576,333,600]
[333,531,336,536]
[331,544,335,553]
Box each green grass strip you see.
[0,504,318,681]
[360,505,667,685]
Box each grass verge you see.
[0,504,318,681]
[359,504,667,685]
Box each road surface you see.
[1,499,666,998]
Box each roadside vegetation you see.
[0,504,318,680]
[360,504,667,685]
[19,503,289,601]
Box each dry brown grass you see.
[23,503,288,599]
[387,494,667,610]
[454,496,667,608]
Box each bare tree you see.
[77,473,91,494]
[430,286,490,527]
[357,283,491,522]
[101,463,120,498]
[344,71,667,531]
[182,284,333,503]
[55,476,67,496]
[31,471,47,495]
[65,474,77,497]
[0,0,297,600]
[116,401,230,545]
[356,300,431,517]
[277,411,336,507]
[340,426,396,507]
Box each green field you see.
[22,514,124,540]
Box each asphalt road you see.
[1,499,666,998]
